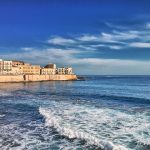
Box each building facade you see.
[0,59,12,74]
[11,66,23,75]
[12,60,24,67]
[44,64,56,69]
[19,64,41,75]
[65,67,73,74]
[56,67,73,75]
[56,67,66,74]
[0,59,74,76]
[40,68,55,75]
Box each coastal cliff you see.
[0,74,77,82]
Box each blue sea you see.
[0,76,150,150]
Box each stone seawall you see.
[0,74,77,82]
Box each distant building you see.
[56,67,66,74]
[65,67,73,74]
[12,60,24,67]
[56,67,73,75]
[41,68,55,75]
[0,59,12,74]
[0,59,74,76]
[19,64,41,75]
[44,64,56,69]
[11,66,23,75]
[0,59,3,74]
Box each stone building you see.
[11,66,23,75]
[56,67,66,74]
[44,64,56,69]
[12,60,24,67]
[56,67,73,75]
[0,59,3,73]
[65,67,73,74]
[0,59,12,74]
[19,64,41,75]
[40,68,55,75]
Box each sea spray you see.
[39,107,127,150]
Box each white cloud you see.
[21,47,34,51]
[146,23,150,29]
[78,35,98,41]
[91,44,123,50]
[47,37,76,45]
[2,22,150,74]
[1,47,150,75]
[71,58,150,75]
[77,30,139,45]
[108,45,122,50]
[130,42,150,48]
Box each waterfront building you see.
[12,60,24,67]
[19,64,41,75]
[11,66,23,75]
[40,68,55,75]
[44,63,56,69]
[56,67,73,75]
[0,59,12,75]
[0,59,3,74]
[56,67,66,74]
[0,59,74,76]
[65,67,73,74]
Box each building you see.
[44,64,56,69]
[0,59,12,75]
[0,59,3,74]
[65,67,73,74]
[56,67,73,75]
[12,60,24,67]
[11,66,23,75]
[41,68,55,75]
[56,67,66,74]
[19,64,41,75]
[3,60,12,71]
[0,59,74,76]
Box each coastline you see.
[0,74,77,83]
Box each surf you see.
[39,107,127,150]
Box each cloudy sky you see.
[0,0,150,74]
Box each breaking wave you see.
[39,107,127,150]
[0,114,5,118]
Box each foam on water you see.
[39,107,127,150]
[0,114,5,118]
[39,100,150,150]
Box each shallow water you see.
[0,76,150,150]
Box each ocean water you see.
[0,76,150,150]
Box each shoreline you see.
[0,74,77,83]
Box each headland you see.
[0,59,77,82]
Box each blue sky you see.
[0,0,150,74]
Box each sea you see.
[0,75,150,150]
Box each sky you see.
[0,0,150,74]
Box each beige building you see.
[0,59,3,73]
[12,60,24,67]
[19,64,41,75]
[44,64,56,69]
[56,67,73,75]
[0,59,12,74]
[41,68,55,75]
[56,67,66,75]
[65,67,73,74]
[11,66,23,75]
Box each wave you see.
[39,107,127,150]
[0,114,5,118]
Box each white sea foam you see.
[38,99,150,150]
[39,107,127,150]
[0,114,5,118]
